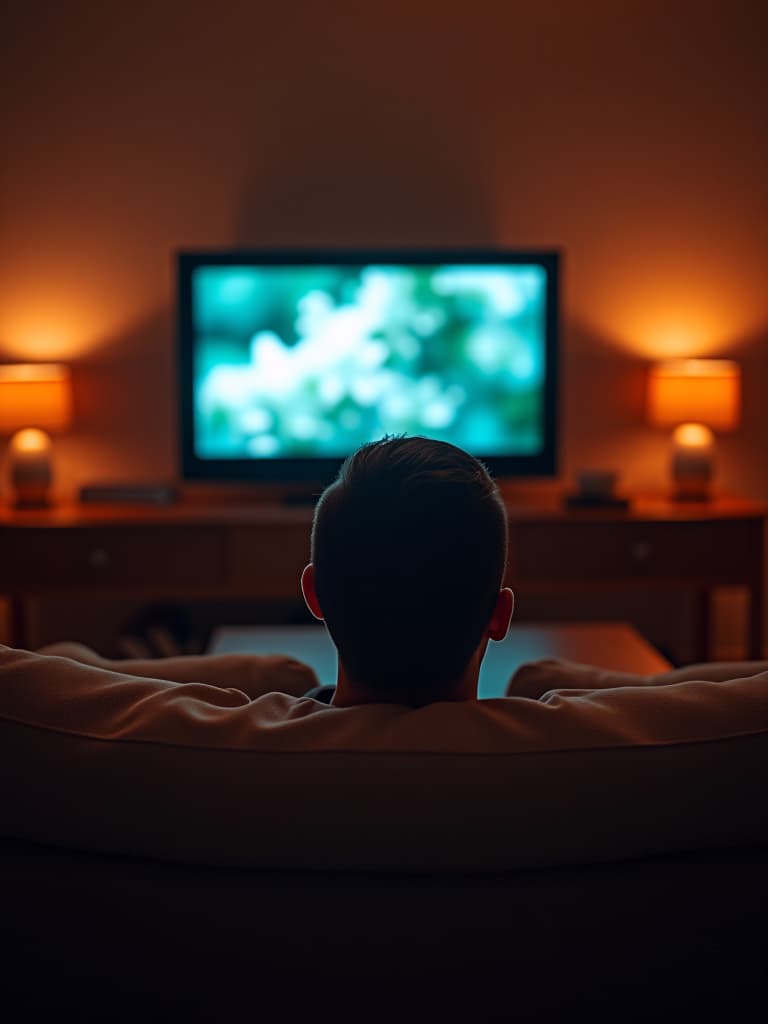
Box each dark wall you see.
[1,2,766,655]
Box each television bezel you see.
[177,248,560,484]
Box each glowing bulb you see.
[672,423,714,450]
[7,428,54,506]
[670,422,714,501]
[12,427,52,454]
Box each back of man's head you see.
[310,436,508,704]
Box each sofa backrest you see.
[1,645,766,871]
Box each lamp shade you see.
[0,363,73,434]
[647,359,740,431]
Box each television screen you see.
[178,250,559,482]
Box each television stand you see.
[280,488,325,507]
[0,496,764,659]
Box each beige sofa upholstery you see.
[1,644,766,1018]
[1,645,766,871]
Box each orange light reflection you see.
[590,305,745,360]
[574,269,761,360]
[0,299,147,361]
[0,311,103,361]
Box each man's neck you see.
[331,655,481,707]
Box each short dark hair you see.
[311,436,508,704]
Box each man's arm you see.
[506,657,768,700]
[652,660,768,684]
[35,642,319,699]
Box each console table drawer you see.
[228,525,310,599]
[512,520,760,582]
[0,527,227,586]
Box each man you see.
[36,435,515,706]
[300,435,515,706]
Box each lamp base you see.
[12,489,52,510]
[671,462,712,501]
[8,428,54,509]
[670,424,713,502]
[670,483,711,503]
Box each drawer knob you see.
[88,548,110,569]
[631,541,651,562]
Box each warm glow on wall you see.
[634,325,716,360]
[612,310,742,360]
[0,299,140,362]
[571,260,760,361]
[0,320,94,361]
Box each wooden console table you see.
[0,497,764,658]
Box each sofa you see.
[1,644,766,1020]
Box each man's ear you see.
[301,563,324,621]
[487,587,514,642]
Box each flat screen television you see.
[177,249,559,486]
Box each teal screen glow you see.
[191,263,547,459]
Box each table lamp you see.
[0,363,73,507]
[647,358,740,501]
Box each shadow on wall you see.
[233,136,501,248]
[55,307,177,493]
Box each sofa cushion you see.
[0,645,766,871]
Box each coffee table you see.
[207,621,671,699]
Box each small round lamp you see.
[647,359,740,501]
[0,364,73,507]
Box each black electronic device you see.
[79,482,177,505]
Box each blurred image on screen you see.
[191,263,548,460]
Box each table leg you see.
[8,597,29,649]
[747,581,764,659]
[693,589,712,663]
